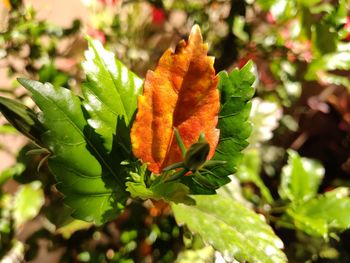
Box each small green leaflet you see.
[279,150,324,203]
[287,188,350,238]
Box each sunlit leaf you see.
[287,188,350,238]
[306,51,350,85]
[172,195,287,263]
[17,78,128,225]
[279,150,325,203]
[126,180,195,205]
[131,25,220,174]
[82,38,143,151]
[0,124,18,134]
[56,219,92,239]
[13,181,44,227]
[175,246,214,263]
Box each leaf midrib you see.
[89,43,130,124]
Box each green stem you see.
[165,169,188,182]
[174,128,187,157]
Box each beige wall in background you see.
[24,0,89,27]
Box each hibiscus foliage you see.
[0,25,284,261]
[3,23,350,263]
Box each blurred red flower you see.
[152,6,166,25]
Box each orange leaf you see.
[131,25,220,174]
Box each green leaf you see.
[312,22,337,55]
[236,148,273,203]
[172,195,287,263]
[175,246,214,263]
[306,51,350,82]
[13,181,44,227]
[56,219,92,239]
[0,96,45,146]
[0,164,26,186]
[316,72,350,90]
[0,124,18,134]
[279,150,325,203]
[17,78,128,225]
[298,0,322,7]
[287,188,350,238]
[233,16,249,42]
[82,38,143,151]
[126,180,195,205]
[38,62,70,88]
[215,61,255,169]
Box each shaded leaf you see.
[236,148,273,203]
[17,78,128,225]
[312,22,337,55]
[131,25,220,174]
[172,195,286,263]
[82,38,143,150]
[279,150,324,203]
[0,96,45,146]
[287,188,350,238]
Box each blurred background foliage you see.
[0,0,350,262]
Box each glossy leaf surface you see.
[172,195,287,263]
[17,78,128,225]
[131,25,220,174]
[82,38,143,150]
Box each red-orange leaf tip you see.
[131,25,220,174]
